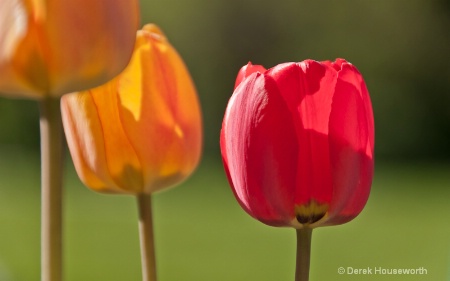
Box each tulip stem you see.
[137,194,157,281]
[295,228,312,281]
[39,97,64,281]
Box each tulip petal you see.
[339,62,375,158]
[222,73,298,226]
[62,87,144,193]
[44,0,139,96]
[325,63,373,225]
[0,0,139,98]
[268,62,337,207]
[234,62,266,89]
[88,81,144,193]
[61,93,120,192]
[295,62,338,207]
[0,0,27,76]
[117,25,202,193]
[0,0,46,98]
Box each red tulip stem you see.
[295,228,313,281]
[137,194,157,281]
[39,97,64,281]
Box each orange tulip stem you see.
[137,194,157,281]
[39,97,64,281]
[295,228,312,281]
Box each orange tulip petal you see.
[117,25,202,193]
[61,93,119,192]
[88,81,143,193]
[0,0,139,98]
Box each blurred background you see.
[1,0,450,160]
[0,0,449,280]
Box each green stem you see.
[137,194,157,281]
[295,228,312,281]
[39,97,64,281]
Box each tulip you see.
[61,24,202,281]
[222,59,374,228]
[0,0,139,99]
[62,24,202,195]
[221,59,374,280]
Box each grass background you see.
[0,147,449,281]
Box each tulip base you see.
[137,194,157,281]
[39,97,64,281]
[295,228,312,281]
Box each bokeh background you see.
[0,0,449,280]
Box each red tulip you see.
[221,59,374,229]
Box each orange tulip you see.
[61,24,202,194]
[0,0,139,99]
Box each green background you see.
[1,0,449,280]
[0,151,449,281]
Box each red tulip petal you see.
[267,61,337,207]
[234,62,266,89]
[222,72,298,226]
[339,62,375,158]
[325,63,373,225]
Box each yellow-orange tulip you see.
[61,24,202,194]
[0,0,139,99]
